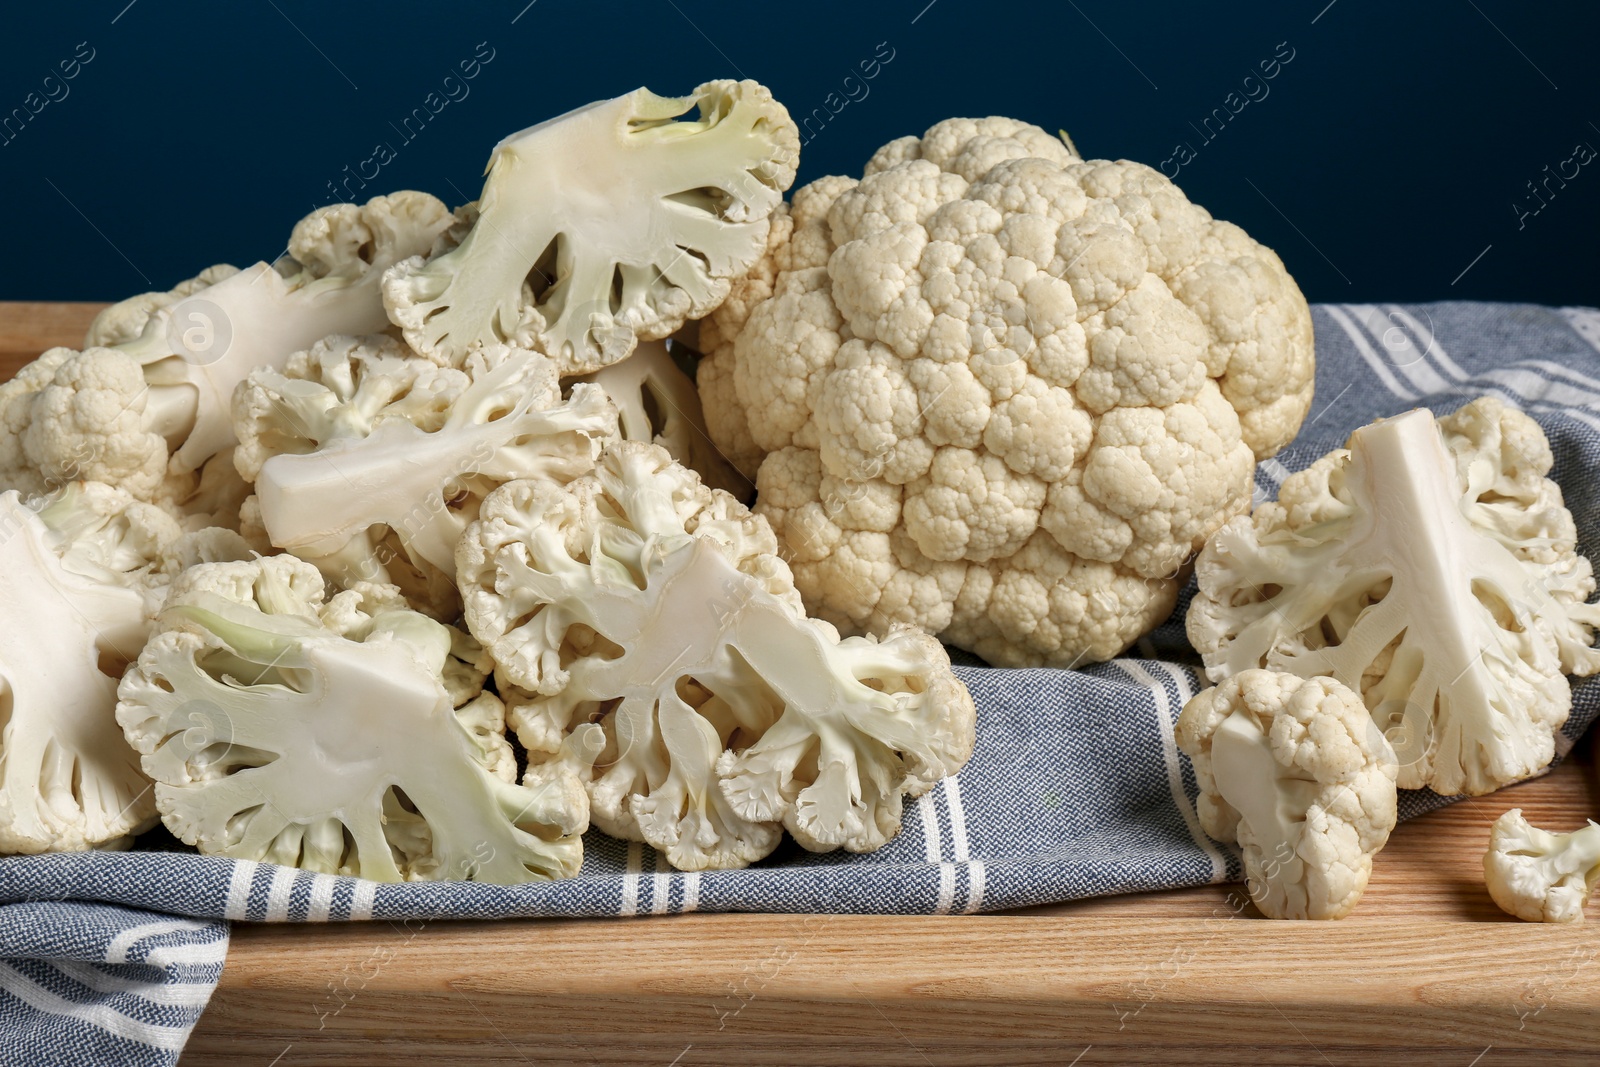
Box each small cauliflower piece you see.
[1176,670,1398,920]
[0,482,183,853]
[701,116,1314,669]
[457,442,975,870]
[116,555,596,883]
[237,336,616,617]
[382,80,799,374]
[1188,398,1600,796]
[1484,809,1600,923]
[575,339,750,498]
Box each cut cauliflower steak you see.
[700,116,1314,668]
[382,80,799,374]
[0,483,181,852]
[116,556,595,883]
[457,442,976,870]
[1176,669,1398,920]
[1484,809,1600,923]
[1188,398,1600,796]
[236,336,617,617]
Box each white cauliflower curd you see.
[699,116,1314,668]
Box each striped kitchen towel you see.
[0,300,1598,1065]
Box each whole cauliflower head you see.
[457,442,976,871]
[700,117,1314,667]
[1176,669,1398,920]
[1188,398,1600,796]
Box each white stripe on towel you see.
[0,961,192,1051]
[1322,305,1417,399]
[916,792,957,915]
[1115,660,1227,882]
[943,778,986,914]
[223,861,259,921]
[104,920,208,965]
[619,842,642,917]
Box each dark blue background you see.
[1,0,1595,304]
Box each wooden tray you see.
[5,303,1598,1067]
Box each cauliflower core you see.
[117,556,594,883]
[383,81,800,374]
[1189,398,1600,796]
[700,116,1314,668]
[0,484,179,852]
[1484,808,1600,923]
[457,442,976,870]
[1177,670,1398,920]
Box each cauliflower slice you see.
[1,192,453,508]
[382,80,799,374]
[1484,808,1600,923]
[0,482,183,852]
[238,337,616,616]
[1176,670,1398,920]
[1188,398,1600,796]
[116,555,595,883]
[575,339,751,498]
[457,442,976,870]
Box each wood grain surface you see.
[3,303,1598,1066]
[0,301,101,367]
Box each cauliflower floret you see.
[1484,809,1600,923]
[456,442,975,870]
[1176,670,1398,920]
[20,346,196,502]
[702,116,1314,668]
[237,336,617,619]
[0,347,79,496]
[382,80,799,374]
[116,554,595,883]
[1188,398,1600,796]
[286,191,454,281]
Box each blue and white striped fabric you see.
[2,301,1598,1065]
